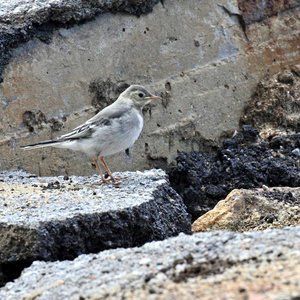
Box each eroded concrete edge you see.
[0,0,160,82]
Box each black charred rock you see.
[167,131,300,221]
[242,125,259,142]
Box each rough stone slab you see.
[0,0,159,25]
[192,187,300,233]
[0,226,299,299]
[0,169,191,286]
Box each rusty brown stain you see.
[238,0,299,25]
[0,139,9,147]
[243,3,300,77]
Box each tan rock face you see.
[192,187,300,232]
[0,0,299,176]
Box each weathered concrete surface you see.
[0,227,299,299]
[0,0,160,81]
[0,169,191,287]
[192,187,300,233]
[0,0,299,176]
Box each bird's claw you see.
[97,176,127,186]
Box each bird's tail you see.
[20,139,61,150]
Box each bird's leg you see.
[98,156,116,182]
[98,156,127,184]
[100,156,128,184]
[93,158,107,184]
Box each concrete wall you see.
[0,0,299,176]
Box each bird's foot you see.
[110,176,127,186]
[97,176,127,186]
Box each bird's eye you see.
[138,93,144,98]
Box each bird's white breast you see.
[89,107,144,157]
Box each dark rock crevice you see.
[0,260,32,288]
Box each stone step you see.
[0,169,191,286]
[1,226,299,299]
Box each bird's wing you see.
[59,123,94,140]
[59,104,130,141]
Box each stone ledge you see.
[1,226,299,299]
[0,169,191,286]
[0,0,160,25]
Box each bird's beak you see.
[144,95,161,100]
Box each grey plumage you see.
[21,85,161,183]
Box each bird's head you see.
[121,85,161,108]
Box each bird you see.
[21,85,161,184]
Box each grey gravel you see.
[0,169,168,225]
[0,226,299,299]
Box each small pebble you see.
[292,148,300,156]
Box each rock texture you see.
[192,187,300,233]
[0,227,299,300]
[242,65,300,138]
[238,0,299,24]
[0,1,299,297]
[167,127,300,220]
[0,0,299,175]
[0,169,191,287]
